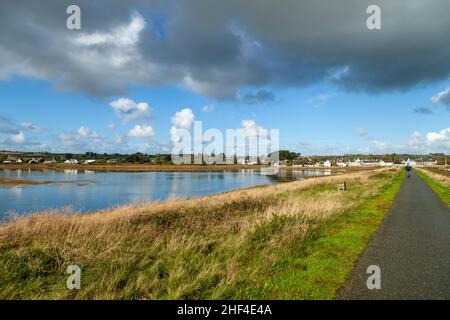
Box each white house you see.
[406,158,416,166]
[349,158,362,167]
[323,160,332,167]
[28,158,41,164]
[336,161,348,167]
[84,160,96,165]
[64,159,79,165]
[421,158,437,166]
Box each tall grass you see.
[0,168,399,299]
[415,168,450,207]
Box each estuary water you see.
[0,168,332,217]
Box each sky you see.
[0,0,449,156]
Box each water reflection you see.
[0,168,334,217]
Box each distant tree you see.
[126,152,149,163]
[270,150,301,161]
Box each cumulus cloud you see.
[9,131,25,144]
[110,98,151,122]
[0,116,49,150]
[171,108,195,129]
[241,120,269,138]
[170,108,195,143]
[77,126,101,139]
[426,128,450,147]
[74,11,145,47]
[406,128,450,153]
[431,88,450,107]
[2,1,450,99]
[228,120,274,157]
[128,124,155,138]
[57,126,104,152]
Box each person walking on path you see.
[406,164,412,178]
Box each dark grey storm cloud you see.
[1,0,450,101]
[241,89,275,105]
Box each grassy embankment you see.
[0,168,402,299]
[415,168,450,207]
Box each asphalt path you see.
[339,172,450,299]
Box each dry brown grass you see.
[0,167,398,299]
[416,167,450,187]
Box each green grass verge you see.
[415,170,450,207]
[234,171,404,299]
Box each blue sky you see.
[1,75,449,155]
[1,1,450,155]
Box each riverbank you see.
[0,163,361,173]
[0,163,263,172]
[0,167,402,299]
[0,178,96,186]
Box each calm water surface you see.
[0,168,332,217]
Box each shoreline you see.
[0,178,96,186]
[0,163,363,173]
[0,163,264,172]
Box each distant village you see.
[0,150,448,168]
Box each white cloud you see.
[10,131,25,144]
[431,88,450,106]
[110,98,152,122]
[107,123,116,129]
[241,120,268,138]
[171,108,195,129]
[406,128,450,153]
[57,126,103,151]
[75,11,145,48]
[202,105,215,113]
[77,126,101,139]
[170,108,195,143]
[426,128,450,146]
[128,124,155,138]
[407,131,423,149]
